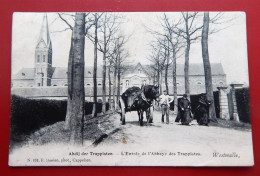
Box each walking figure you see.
[159,90,174,124]
[177,94,192,125]
[194,94,211,126]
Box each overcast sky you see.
[12,12,249,84]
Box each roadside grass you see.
[9,116,104,152]
[9,112,118,152]
[209,118,251,131]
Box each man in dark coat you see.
[194,94,211,126]
[177,94,192,125]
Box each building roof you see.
[13,66,105,80]
[123,62,151,76]
[142,63,225,77]
[12,68,35,80]
[51,66,105,79]
[12,63,225,80]
[175,63,225,76]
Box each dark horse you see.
[120,85,160,126]
[193,93,212,126]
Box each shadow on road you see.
[125,121,162,128]
[175,123,197,126]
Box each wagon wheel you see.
[148,105,154,123]
[119,97,126,125]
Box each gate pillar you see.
[230,84,244,122]
[217,86,230,120]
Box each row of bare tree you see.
[148,12,226,121]
[58,12,129,144]
[61,12,228,144]
[86,13,129,117]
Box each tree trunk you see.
[165,53,169,94]
[201,12,217,122]
[157,62,160,87]
[159,70,163,94]
[92,14,98,117]
[184,40,190,99]
[172,48,178,115]
[164,40,170,94]
[184,13,191,99]
[102,25,107,114]
[165,67,168,94]
[157,69,160,87]
[108,63,112,110]
[117,57,121,103]
[113,64,117,111]
[64,13,85,145]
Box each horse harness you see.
[127,91,152,111]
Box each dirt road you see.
[9,110,254,166]
[100,111,252,148]
[94,110,254,166]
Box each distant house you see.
[121,62,226,95]
[12,14,227,99]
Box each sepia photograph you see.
[9,12,253,166]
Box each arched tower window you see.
[37,55,40,62]
[43,55,46,62]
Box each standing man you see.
[178,94,192,125]
[159,90,174,124]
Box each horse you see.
[119,85,160,126]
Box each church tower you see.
[34,14,52,87]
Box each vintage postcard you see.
[9,12,254,166]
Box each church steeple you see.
[37,14,51,48]
[34,13,53,87]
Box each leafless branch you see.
[51,28,71,33]
[57,13,73,30]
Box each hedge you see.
[235,88,251,123]
[10,95,109,136]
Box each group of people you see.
[158,90,211,126]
